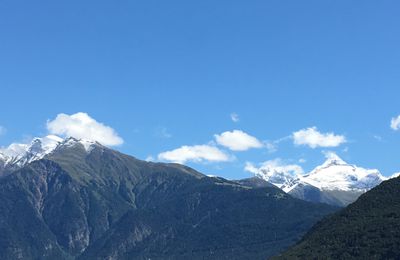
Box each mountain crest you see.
[319,152,348,168]
[0,136,105,176]
[0,135,63,167]
[58,137,101,152]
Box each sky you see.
[1,0,400,179]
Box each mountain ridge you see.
[0,137,337,259]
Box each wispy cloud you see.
[263,136,292,153]
[155,127,172,139]
[230,113,240,123]
[264,141,277,153]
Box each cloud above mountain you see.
[391,115,400,130]
[215,130,263,151]
[158,145,231,164]
[47,112,123,146]
[292,127,346,148]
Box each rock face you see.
[272,176,400,260]
[0,138,337,260]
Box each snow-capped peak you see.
[245,160,301,190]
[299,154,386,191]
[0,135,63,167]
[0,135,104,175]
[248,153,387,195]
[319,152,347,168]
[29,135,63,153]
[59,137,100,152]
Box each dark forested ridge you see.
[0,140,337,260]
[272,176,400,260]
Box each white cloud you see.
[214,130,263,151]
[391,115,400,130]
[158,145,231,164]
[245,159,304,176]
[47,112,123,146]
[230,113,240,123]
[292,127,346,148]
[0,126,6,136]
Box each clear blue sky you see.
[1,0,399,179]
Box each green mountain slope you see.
[0,140,337,259]
[272,177,400,260]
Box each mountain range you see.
[1,137,393,208]
[0,135,394,208]
[252,153,389,206]
[0,136,337,259]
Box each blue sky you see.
[1,1,400,179]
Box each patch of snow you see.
[391,172,400,179]
[60,137,98,152]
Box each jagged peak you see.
[0,135,64,167]
[0,135,106,166]
[59,137,104,152]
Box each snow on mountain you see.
[0,135,63,167]
[58,137,99,152]
[0,136,99,175]
[391,172,400,179]
[248,153,387,206]
[297,153,386,192]
[245,160,301,190]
